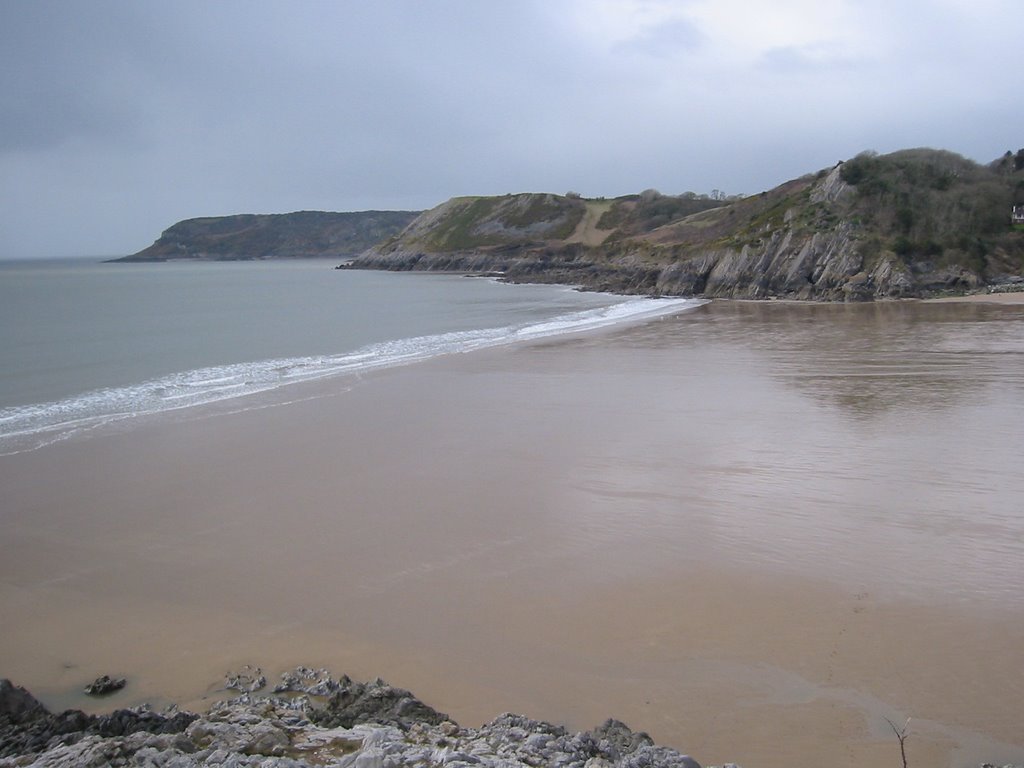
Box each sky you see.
[1,0,1021,258]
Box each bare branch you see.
[884,717,911,768]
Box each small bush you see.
[893,237,913,256]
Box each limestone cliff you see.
[114,210,420,262]
[353,149,1024,300]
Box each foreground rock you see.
[0,672,711,768]
[0,679,196,760]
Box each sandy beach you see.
[2,300,1023,768]
[924,289,1024,303]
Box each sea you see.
[0,257,698,455]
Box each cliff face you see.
[115,210,420,262]
[353,150,1024,300]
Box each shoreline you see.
[0,275,701,457]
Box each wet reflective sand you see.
[1,300,1022,768]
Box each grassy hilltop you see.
[354,148,1024,300]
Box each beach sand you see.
[2,300,1023,768]
[925,289,1024,303]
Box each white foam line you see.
[0,296,705,454]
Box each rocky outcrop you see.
[0,679,196,760]
[307,675,449,731]
[0,673,711,768]
[83,675,127,696]
[649,218,922,300]
[225,666,267,694]
[115,210,420,262]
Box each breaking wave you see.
[0,296,704,455]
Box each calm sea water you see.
[0,257,698,454]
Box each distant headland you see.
[111,210,420,263]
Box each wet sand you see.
[925,290,1024,304]
[2,300,1023,768]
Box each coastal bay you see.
[2,299,1023,768]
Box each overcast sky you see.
[1,0,1020,258]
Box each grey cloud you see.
[758,45,862,72]
[0,3,145,152]
[614,18,705,58]
[1,0,1021,258]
